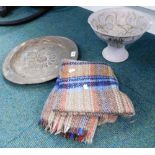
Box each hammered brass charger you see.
[2,36,78,84]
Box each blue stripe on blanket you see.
[57,80,118,89]
[58,75,118,82]
[62,61,107,65]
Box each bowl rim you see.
[88,7,153,38]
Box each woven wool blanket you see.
[39,59,135,144]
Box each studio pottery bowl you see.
[88,7,152,62]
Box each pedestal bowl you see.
[88,7,152,62]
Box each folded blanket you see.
[39,59,135,143]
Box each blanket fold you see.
[39,59,135,143]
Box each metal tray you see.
[3,36,78,84]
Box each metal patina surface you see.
[3,36,78,84]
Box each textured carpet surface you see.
[0,6,155,148]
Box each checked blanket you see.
[39,59,135,143]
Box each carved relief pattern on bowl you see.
[91,11,148,37]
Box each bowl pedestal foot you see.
[102,45,129,63]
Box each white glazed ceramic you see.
[88,7,152,62]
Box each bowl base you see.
[102,45,129,63]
